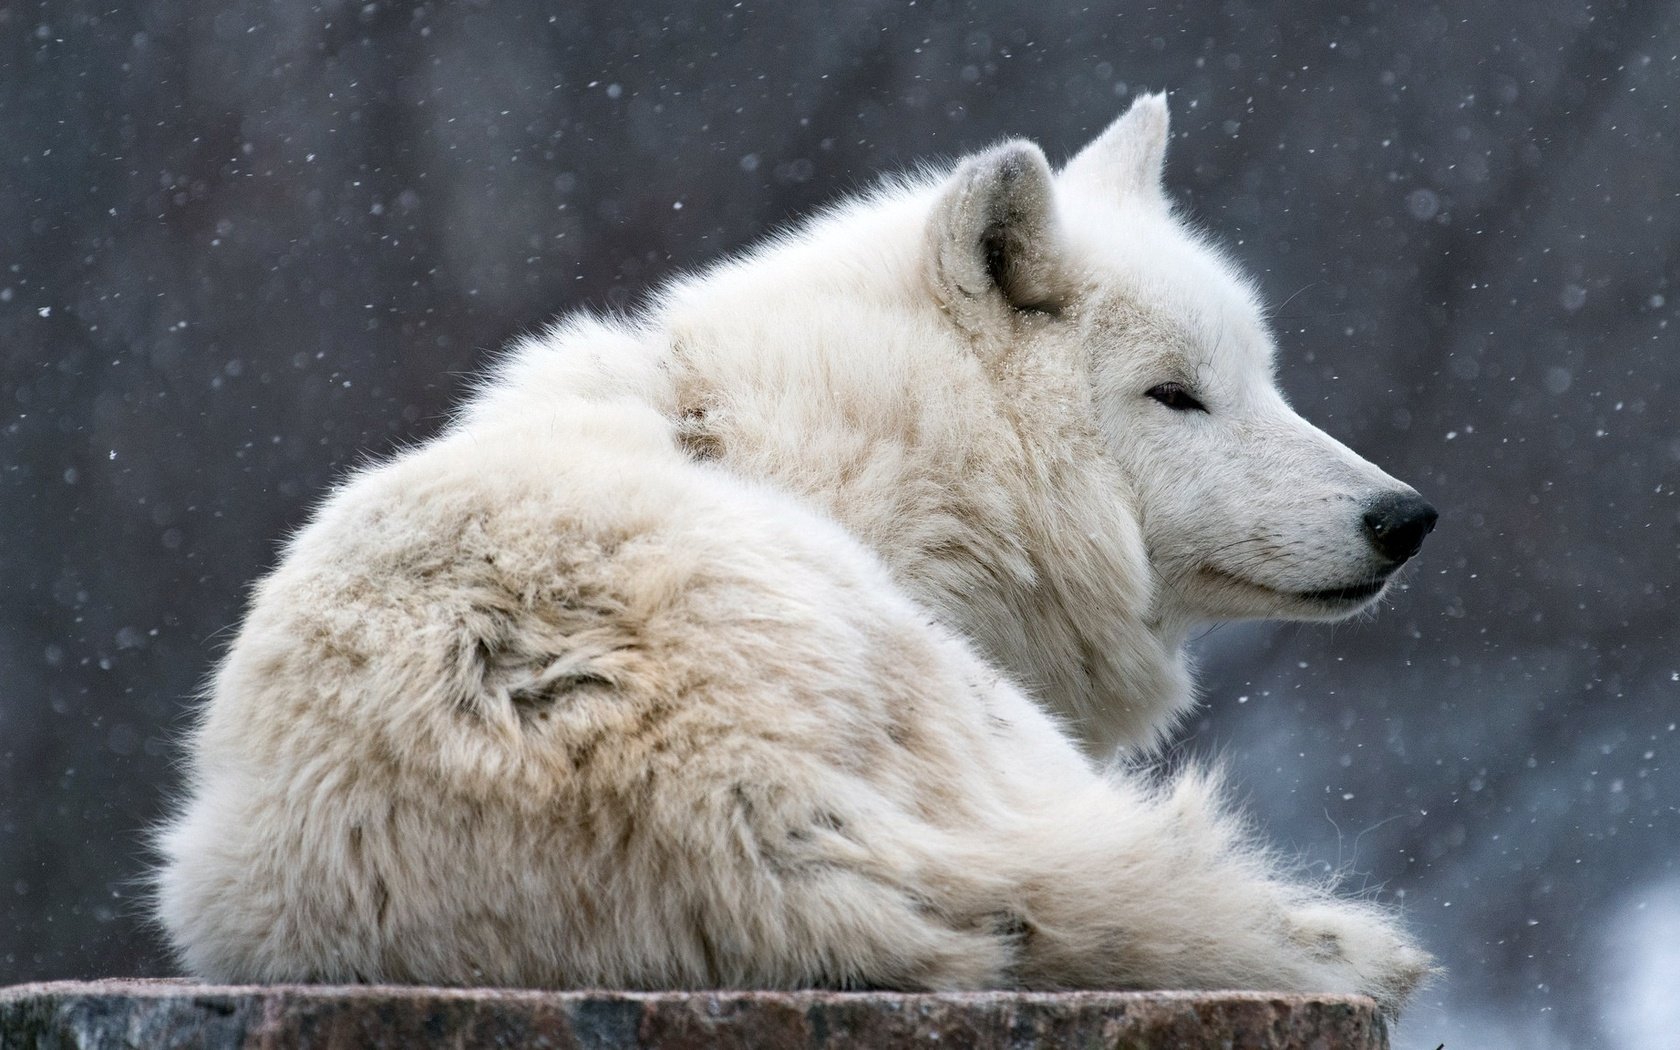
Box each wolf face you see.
[925,95,1435,636]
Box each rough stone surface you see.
[0,980,1387,1049]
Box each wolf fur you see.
[156,95,1436,1013]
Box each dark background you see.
[4,2,1676,1046]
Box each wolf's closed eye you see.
[1145,382,1207,412]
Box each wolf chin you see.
[156,95,1438,1014]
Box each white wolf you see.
[156,95,1437,1013]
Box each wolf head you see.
[925,94,1435,635]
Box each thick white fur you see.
[156,96,1434,1013]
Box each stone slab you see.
[0,980,1388,1049]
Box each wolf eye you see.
[1146,383,1207,412]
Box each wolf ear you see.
[1060,92,1171,207]
[926,141,1068,338]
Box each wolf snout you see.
[1362,492,1438,565]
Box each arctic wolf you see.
[157,95,1437,1012]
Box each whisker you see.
[1269,280,1320,317]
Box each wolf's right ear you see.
[1060,92,1171,208]
[925,141,1068,341]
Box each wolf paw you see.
[1285,901,1435,1016]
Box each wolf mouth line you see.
[1202,565,1396,605]
[1298,577,1393,603]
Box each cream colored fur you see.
[156,95,1434,1014]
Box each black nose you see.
[1362,492,1438,564]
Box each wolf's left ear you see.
[926,141,1069,338]
[1060,92,1171,207]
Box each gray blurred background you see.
[3,2,1676,1047]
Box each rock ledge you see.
[0,979,1387,1048]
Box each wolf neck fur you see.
[639,207,1192,752]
